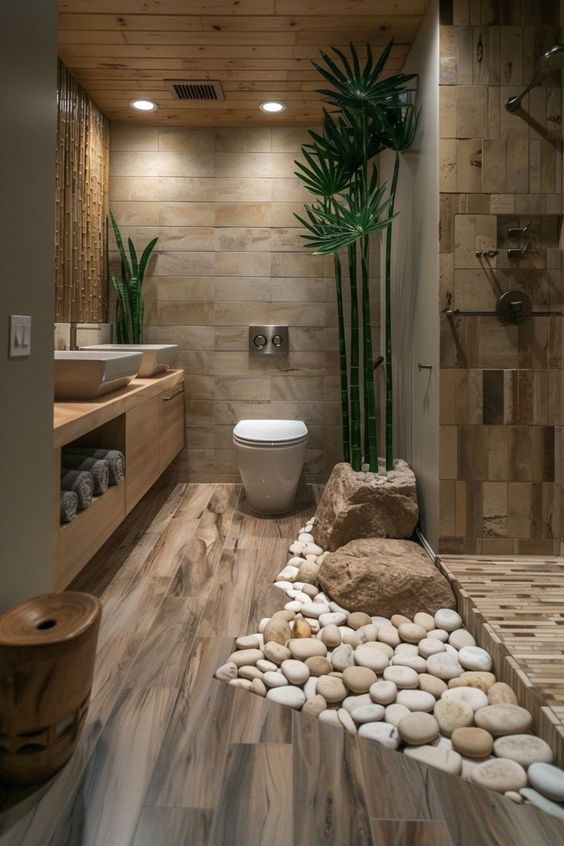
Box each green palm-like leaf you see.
[296,177,393,254]
[376,93,420,153]
[294,147,349,198]
[313,42,416,113]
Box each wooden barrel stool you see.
[0,592,101,785]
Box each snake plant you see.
[109,211,158,344]
[294,41,418,473]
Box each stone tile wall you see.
[438,0,563,554]
[109,124,379,482]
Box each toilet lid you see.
[233,419,308,443]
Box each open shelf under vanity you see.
[53,369,185,589]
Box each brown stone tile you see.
[482,140,507,192]
[458,424,488,480]
[439,536,480,554]
[440,26,457,84]
[500,27,524,86]
[517,538,557,555]
[483,370,504,423]
[478,319,519,369]
[440,85,457,138]
[440,480,456,536]
[440,425,459,479]
[508,481,533,538]
[457,139,483,192]
[507,140,530,193]
[480,537,516,554]
[487,425,509,480]
[440,139,458,192]
[482,480,508,536]
[455,26,474,84]
[473,25,501,85]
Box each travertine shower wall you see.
[109,124,379,482]
[438,0,563,554]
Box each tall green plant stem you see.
[334,254,351,464]
[361,234,378,471]
[348,243,362,471]
[385,152,400,472]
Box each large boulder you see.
[318,538,455,618]
[314,461,418,552]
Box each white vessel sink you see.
[54,351,143,401]
[80,344,178,377]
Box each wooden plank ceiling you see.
[58,1,429,125]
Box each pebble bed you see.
[215,516,564,821]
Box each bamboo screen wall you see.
[55,61,109,323]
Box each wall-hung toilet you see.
[233,419,308,515]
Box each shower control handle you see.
[253,334,267,349]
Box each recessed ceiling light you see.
[130,99,158,112]
[259,101,286,114]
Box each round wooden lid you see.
[0,592,101,646]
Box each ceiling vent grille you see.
[167,80,224,101]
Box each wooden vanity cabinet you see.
[54,370,184,589]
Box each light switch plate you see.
[9,314,32,358]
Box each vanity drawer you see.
[126,397,161,512]
[160,387,185,472]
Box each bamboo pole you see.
[54,61,109,324]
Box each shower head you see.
[539,43,564,72]
[505,43,564,113]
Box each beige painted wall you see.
[109,124,380,482]
[0,2,57,608]
[381,1,440,548]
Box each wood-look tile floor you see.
[1,482,563,846]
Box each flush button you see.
[249,325,289,357]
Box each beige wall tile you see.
[158,202,215,226]
[215,127,271,152]
[271,127,312,152]
[144,301,214,326]
[109,151,158,177]
[215,202,272,226]
[157,176,215,202]
[110,125,158,152]
[153,251,215,276]
[214,251,271,276]
[214,277,272,302]
[215,152,271,178]
[270,375,325,402]
[457,87,487,137]
[214,227,272,252]
[270,178,311,203]
[158,127,215,153]
[272,252,324,277]
[158,151,214,177]
[440,139,457,192]
[214,177,272,203]
[144,277,213,302]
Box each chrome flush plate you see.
[249,325,289,357]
